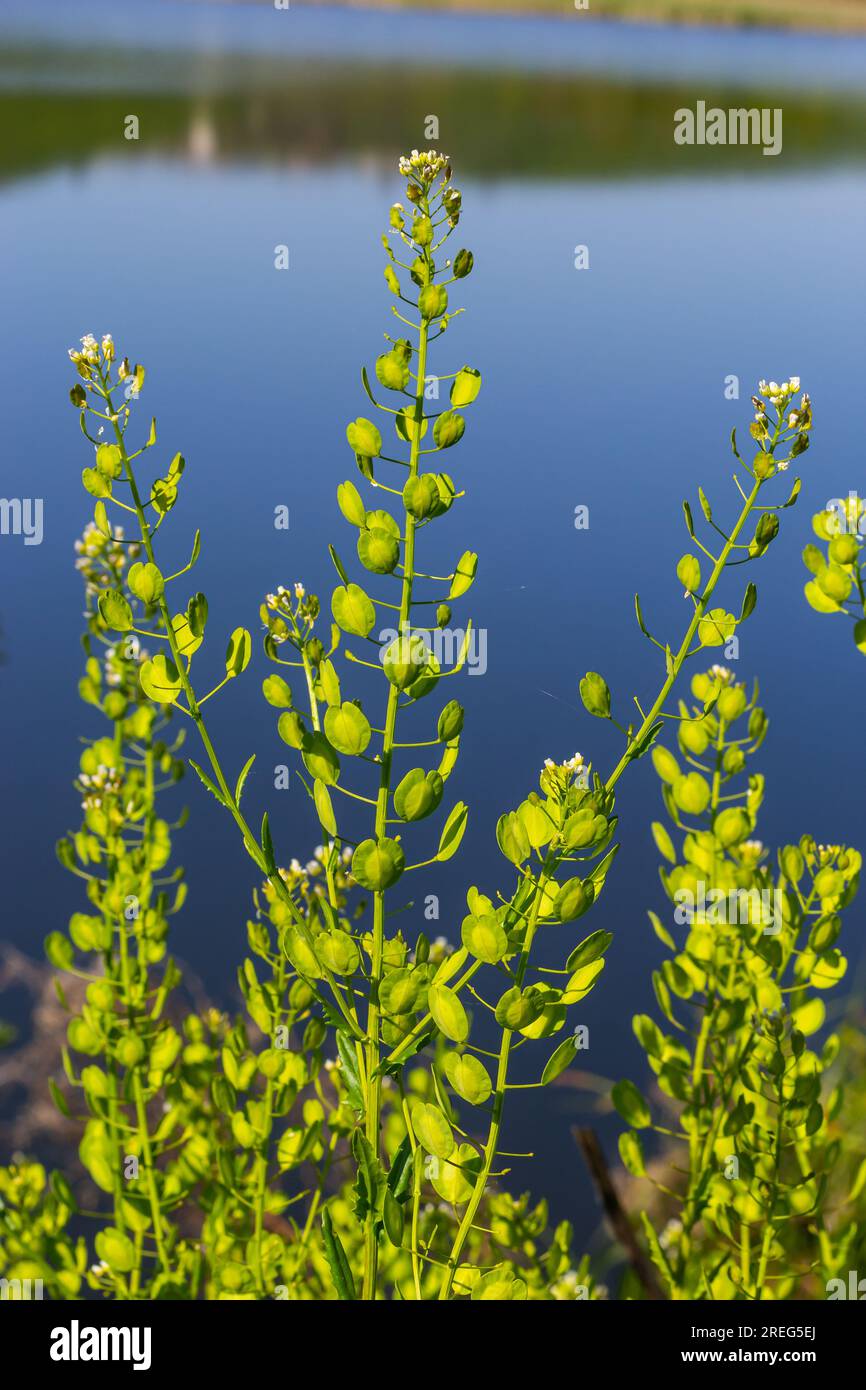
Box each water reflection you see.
[2,1,866,185]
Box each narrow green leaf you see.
[383,1189,404,1249]
[640,1212,676,1296]
[336,1031,365,1112]
[321,1208,356,1301]
[360,365,379,408]
[260,812,276,875]
[351,1129,387,1223]
[234,754,256,806]
[188,760,228,808]
[387,1134,414,1202]
[48,1078,71,1118]
[740,582,758,623]
[188,529,201,570]
[329,544,349,584]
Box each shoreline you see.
[285,0,866,36]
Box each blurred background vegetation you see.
[297,0,866,35]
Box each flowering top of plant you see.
[398,148,451,184]
[68,332,111,368]
[539,752,588,797]
[751,377,811,468]
[393,148,462,232]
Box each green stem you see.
[360,199,432,1302]
[117,918,169,1276]
[605,476,764,796]
[438,869,550,1298]
[251,1074,276,1296]
[132,1073,169,1274]
[755,1074,785,1298]
[740,1218,751,1287]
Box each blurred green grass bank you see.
[294,0,866,36]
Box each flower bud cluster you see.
[751,376,812,465]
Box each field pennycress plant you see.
[613,666,861,1300]
[14,152,827,1303]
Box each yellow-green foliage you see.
[616,667,861,1299]
[803,493,866,652]
[3,157,853,1303]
